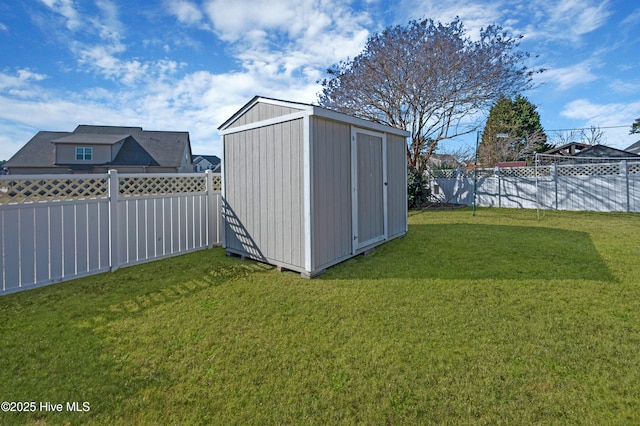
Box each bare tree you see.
[478,126,547,167]
[549,129,581,147]
[318,18,542,172]
[580,126,605,145]
[548,126,605,148]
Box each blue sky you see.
[1,0,640,161]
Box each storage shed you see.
[218,96,409,277]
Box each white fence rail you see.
[430,160,640,212]
[0,171,222,296]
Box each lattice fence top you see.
[556,163,620,176]
[629,163,640,175]
[499,167,539,177]
[533,166,551,177]
[0,176,108,204]
[430,169,458,179]
[0,172,222,204]
[211,174,222,191]
[119,175,206,196]
[430,166,543,179]
[429,161,640,179]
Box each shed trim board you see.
[219,96,409,137]
[219,96,409,277]
[219,111,309,136]
[303,115,313,272]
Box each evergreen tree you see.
[478,95,548,167]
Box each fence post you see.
[551,163,558,210]
[108,169,120,272]
[205,170,215,248]
[621,160,629,212]
[494,166,501,208]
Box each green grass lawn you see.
[2,207,640,425]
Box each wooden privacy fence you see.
[430,160,640,212]
[0,171,222,296]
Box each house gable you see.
[52,133,129,165]
[193,155,221,172]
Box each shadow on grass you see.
[324,224,617,282]
[0,248,275,424]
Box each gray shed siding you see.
[311,117,352,270]
[221,97,408,277]
[227,103,302,129]
[223,119,305,269]
[386,133,408,238]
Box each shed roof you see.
[218,96,410,137]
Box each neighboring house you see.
[625,140,640,155]
[4,125,193,174]
[541,142,591,157]
[541,143,640,164]
[427,153,466,169]
[570,144,640,160]
[193,155,221,172]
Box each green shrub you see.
[407,167,430,209]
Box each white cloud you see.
[0,23,8,31]
[201,0,371,89]
[39,0,82,31]
[398,0,611,45]
[61,1,187,86]
[77,41,183,85]
[204,0,299,42]
[562,99,640,121]
[90,0,124,44]
[505,0,611,43]
[0,69,48,100]
[609,79,640,94]
[537,61,600,90]
[0,69,47,88]
[395,0,504,39]
[621,7,640,26]
[560,99,640,148]
[167,0,203,25]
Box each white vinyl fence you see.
[0,170,222,295]
[430,160,640,212]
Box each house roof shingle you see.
[5,125,191,170]
[625,140,640,155]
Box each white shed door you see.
[351,128,387,252]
